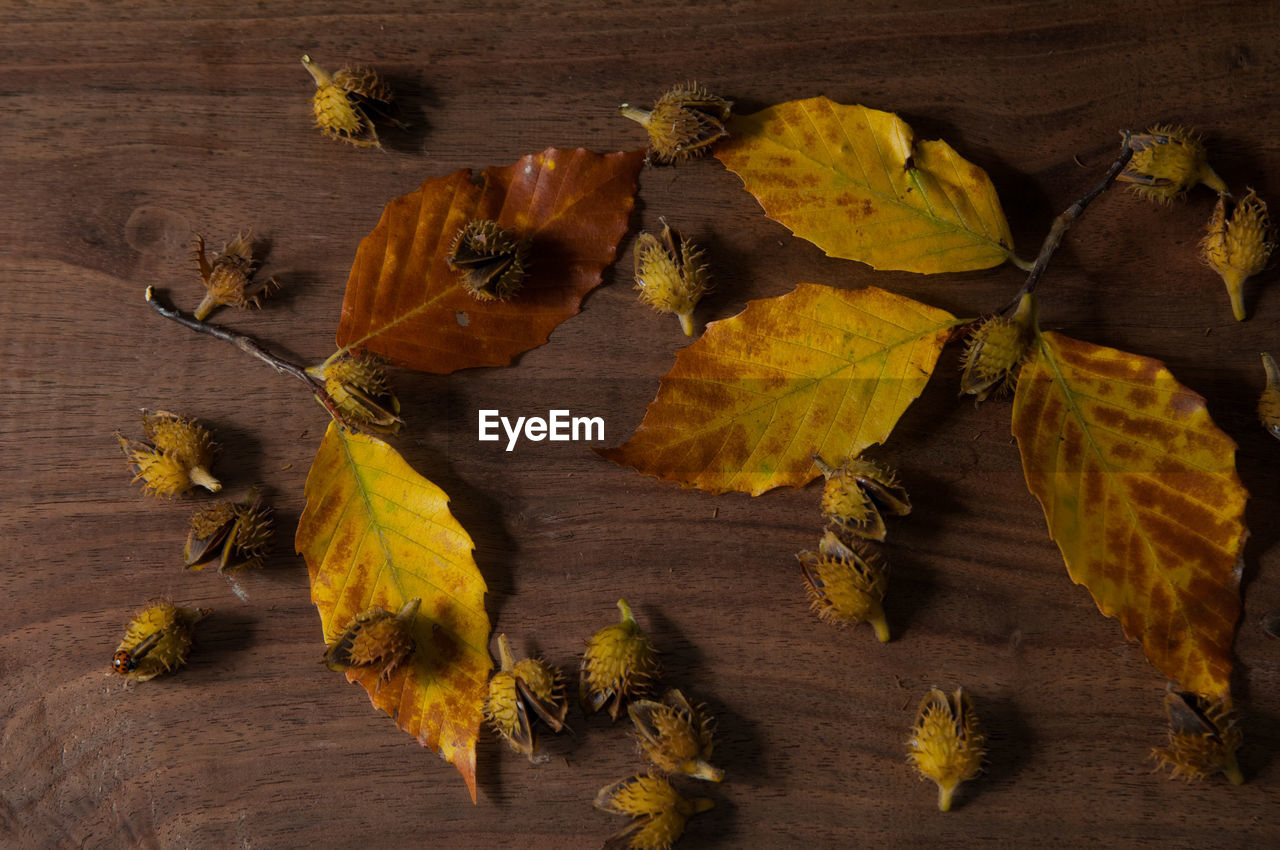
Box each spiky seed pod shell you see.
[302,55,393,148]
[307,353,402,434]
[629,689,723,781]
[960,314,1030,401]
[1201,190,1275,321]
[1120,125,1227,203]
[797,531,890,642]
[113,600,210,681]
[634,222,710,336]
[186,493,274,572]
[815,456,910,540]
[513,657,563,706]
[1152,691,1244,784]
[192,234,272,321]
[907,687,986,811]
[323,598,420,684]
[447,219,529,301]
[118,411,220,497]
[143,411,215,468]
[1259,353,1280,440]
[190,501,236,539]
[232,498,274,559]
[595,774,714,850]
[581,599,660,720]
[484,670,527,748]
[620,83,732,165]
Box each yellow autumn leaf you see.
[599,285,960,495]
[296,422,491,801]
[715,96,1022,273]
[1011,331,1247,698]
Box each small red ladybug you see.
[112,649,137,674]
[112,631,162,676]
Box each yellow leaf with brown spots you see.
[598,284,961,495]
[1011,332,1246,698]
[296,422,491,801]
[715,97,1020,273]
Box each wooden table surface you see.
[4,1,1280,846]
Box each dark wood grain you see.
[4,1,1280,846]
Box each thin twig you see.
[1001,132,1135,314]
[145,286,349,425]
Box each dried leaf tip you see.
[814,455,910,542]
[797,530,890,642]
[1258,353,1280,440]
[1119,125,1227,203]
[485,634,569,762]
[1152,690,1243,784]
[117,410,220,497]
[1201,189,1274,321]
[595,773,713,850]
[192,233,276,321]
[581,599,660,720]
[323,598,420,687]
[447,219,531,302]
[302,54,400,149]
[112,599,211,681]
[907,687,986,811]
[960,293,1035,402]
[629,689,723,782]
[634,220,710,336]
[306,352,402,434]
[620,83,732,165]
[185,488,274,572]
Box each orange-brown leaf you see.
[1011,332,1246,697]
[599,285,959,495]
[296,423,491,800]
[336,147,644,373]
[715,97,1018,273]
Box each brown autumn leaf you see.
[715,96,1022,273]
[1011,331,1247,698]
[296,422,491,800]
[335,147,645,373]
[599,285,960,495]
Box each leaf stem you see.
[1003,132,1135,313]
[144,286,350,426]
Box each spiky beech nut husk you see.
[112,599,211,681]
[1152,690,1243,784]
[620,83,732,165]
[1201,189,1274,321]
[1119,125,1227,203]
[485,634,569,761]
[1258,353,1280,440]
[445,219,531,302]
[323,598,420,688]
[594,773,714,850]
[629,688,723,782]
[185,489,274,572]
[581,599,660,720]
[301,54,400,149]
[117,410,220,497]
[305,352,402,434]
[191,232,276,321]
[960,293,1035,402]
[797,530,890,642]
[634,220,710,336]
[813,455,910,541]
[907,687,986,811]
